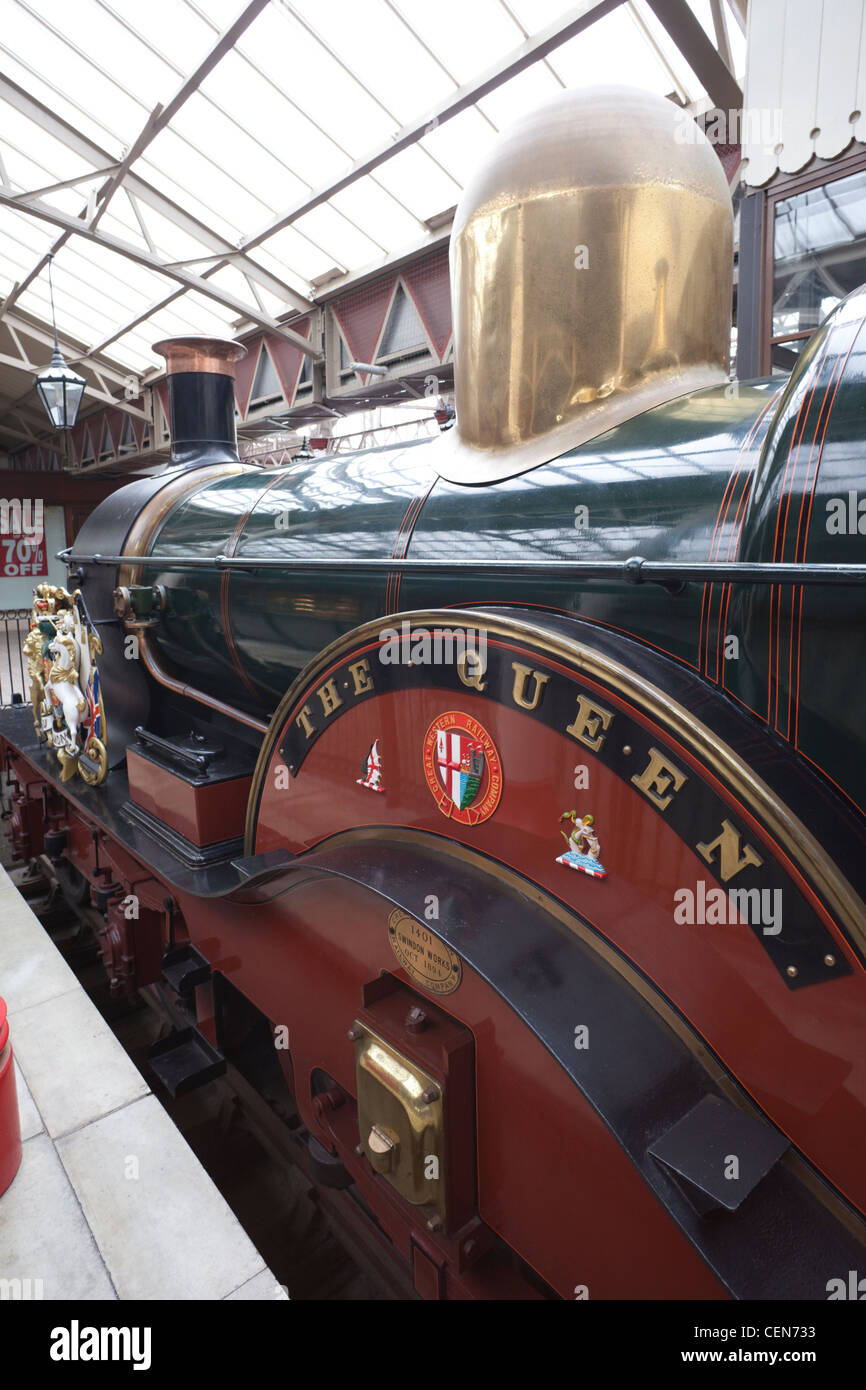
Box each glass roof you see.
[0,0,744,384]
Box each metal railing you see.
[0,610,31,707]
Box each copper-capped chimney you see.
[152,336,247,467]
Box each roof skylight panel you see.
[61,239,170,305]
[280,0,454,126]
[131,305,215,347]
[328,177,427,252]
[208,262,266,308]
[119,321,185,357]
[181,0,245,31]
[85,331,152,373]
[134,160,244,245]
[475,62,563,128]
[118,199,232,265]
[368,144,461,224]
[568,18,680,92]
[99,0,218,74]
[146,293,235,337]
[502,0,576,27]
[168,91,302,200]
[66,0,181,106]
[0,108,98,194]
[0,205,57,260]
[394,0,523,85]
[42,255,156,327]
[18,281,123,347]
[8,1,147,145]
[292,202,385,270]
[96,203,187,263]
[263,225,349,283]
[244,244,313,300]
[141,131,278,235]
[252,206,350,282]
[180,288,242,324]
[28,256,136,331]
[418,107,499,187]
[199,49,352,190]
[0,239,33,281]
[236,7,396,157]
[0,50,120,157]
[0,263,19,296]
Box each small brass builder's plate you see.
[388,909,462,994]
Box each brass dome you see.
[440,85,733,483]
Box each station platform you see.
[0,863,288,1301]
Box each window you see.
[118,414,137,455]
[376,283,430,367]
[765,152,866,373]
[338,329,356,385]
[98,418,114,463]
[295,349,313,397]
[249,344,284,410]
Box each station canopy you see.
[0,0,745,404]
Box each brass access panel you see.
[353,1022,446,1225]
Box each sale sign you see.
[0,499,47,578]
[1,535,47,578]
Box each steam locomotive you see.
[3,87,865,1300]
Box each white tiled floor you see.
[0,1134,117,1300]
[0,865,288,1301]
[11,989,150,1140]
[58,1096,267,1301]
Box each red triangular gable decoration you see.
[155,381,170,434]
[332,278,396,374]
[106,408,125,454]
[715,142,742,185]
[69,421,86,466]
[233,337,261,419]
[270,319,310,403]
[403,248,452,359]
[79,423,96,465]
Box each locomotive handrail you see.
[56,548,866,587]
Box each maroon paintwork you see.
[3,609,862,1299]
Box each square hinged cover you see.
[648,1095,789,1213]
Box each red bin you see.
[0,997,22,1196]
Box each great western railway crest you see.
[422,711,502,825]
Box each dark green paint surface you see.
[144,291,866,819]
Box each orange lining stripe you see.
[793,314,866,748]
[386,475,438,615]
[779,354,842,736]
[714,469,754,680]
[701,389,781,680]
[769,330,839,734]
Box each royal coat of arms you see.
[22,583,108,785]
